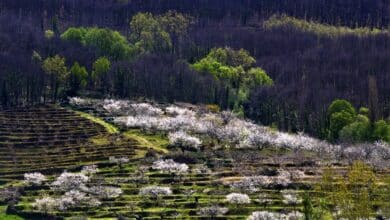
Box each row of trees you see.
[2,0,389,29]
[41,55,111,99]
[61,11,191,60]
[328,99,389,143]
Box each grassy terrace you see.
[0,105,389,219]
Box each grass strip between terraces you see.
[0,206,23,220]
[123,129,169,154]
[75,111,119,134]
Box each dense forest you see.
[0,0,389,142]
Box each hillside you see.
[0,1,390,219]
[0,99,389,219]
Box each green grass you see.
[264,14,389,37]
[89,135,111,146]
[0,206,24,220]
[123,129,169,154]
[75,111,119,134]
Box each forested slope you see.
[0,0,389,140]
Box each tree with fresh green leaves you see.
[129,11,191,53]
[245,67,274,87]
[69,62,88,93]
[359,107,370,117]
[158,11,191,39]
[158,10,192,54]
[92,57,111,90]
[328,99,356,117]
[204,47,256,68]
[328,99,356,140]
[327,99,389,143]
[336,161,378,219]
[60,27,87,43]
[45,30,55,39]
[319,162,380,220]
[193,48,270,87]
[92,57,110,80]
[129,12,172,52]
[339,114,370,142]
[42,55,69,101]
[61,27,135,60]
[192,47,272,110]
[302,193,329,220]
[329,107,355,140]
[372,120,390,142]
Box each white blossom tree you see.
[103,99,129,115]
[282,190,302,206]
[81,165,99,176]
[168,131,202,151]
[58,190,101,211]
[139,186,172,199]
[282,212,304,220]
[152,159,189,175]
[247,211,279,220]
[130,103,163,116]
[24,172,47,186]
[226,193,251,206]
[165,105,196,117]
[88,186,123,199]
[51,172,89,191]
[109,156,130,169]
[198,206,229,217]
[33,197,58,213]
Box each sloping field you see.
[0,106,133,185]
[0,105,389,219]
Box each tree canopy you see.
[61,27,136,60]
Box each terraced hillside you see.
[0,106,132,184]
[0,103,389,219]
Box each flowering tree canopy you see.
[139,186,172,198]
[168,131,202,150]
[24,172,47,186]
[152,159,189,174]
[51,172,89,191]
[225,193,251,204]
